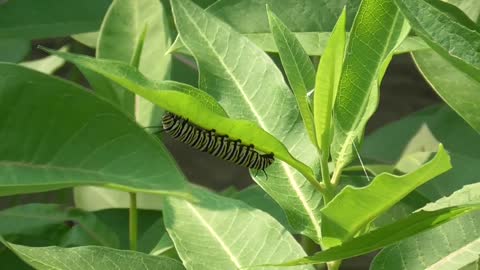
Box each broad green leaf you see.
[2,239,185,270]
[137,217,166,253]
[314,9,347,154]
[94,0,173,126]
[0,248,31,270]
[0,204,118,248]
[170,33,428,56]
[0,63,187,197]
[273,205,479,266]
[42,50,317,184]
[462,260,480,270]
[405,0,480,137]
[247,33,428,56]
[267,8,316,145]
[321,145,451,246]
[331,0,409,174]
[0,0,111,39]
[394,0,480,82]
[0,38,30,62]
[163,188,314,270]
[371,183,480,270]
[166,0,362,55]
[207,0,353,33]
[393,36,430,54]
[150,233,175,256]
[448,0,480,22]
[20,46,67,74]
[74,187,166,211]
[337,173,429,229]
[170,0,323,243]
[43,49,226,116]
[413,49,480,134]
[232,185,292,231]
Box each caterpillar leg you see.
[253,169,268,180]
[262,169,268,180]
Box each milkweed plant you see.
[0,0,479,269]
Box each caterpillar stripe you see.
[162,112,275,171]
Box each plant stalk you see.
[330,167,343,187]
[327,260,342,270]
[319,149,334,203]
[129,192,138,251]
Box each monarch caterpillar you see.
[161,112,275,173]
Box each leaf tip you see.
[37,45,49,53]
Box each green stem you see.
[319,150,335,203]
[294,160,326,193]
[129,192,138,251]
[327,260,342,270]
[330,167,343,187]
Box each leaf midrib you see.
[186,202,242,268]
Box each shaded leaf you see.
[2,239,185,270]
[363,105,480,202]
[94,208,163,250]
[371,183,480,270]
[21,46,67,74]
[0,63,187,197]
[394,0,480,82]
[71,32,98,48]
[170,33,428,56]
[0,248,31,270]
[206,0,354,33]
[0,0,111,39]
[150,233,175,256]
[245,34,427,56]
[321,145,451,246]
[0,204,118,248]
[413,49,480,134]
[138,217,166,253]
[0,38,30,62]
[232,185,292,231]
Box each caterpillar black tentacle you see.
[162,112,275,172]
